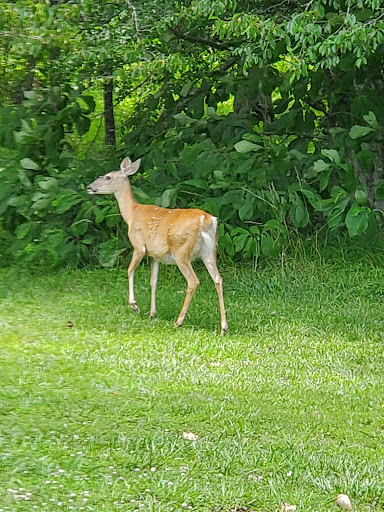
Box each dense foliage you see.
[1,0,384,266]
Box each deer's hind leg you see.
[202,255,228,335]
[173,255,200,328]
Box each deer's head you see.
[86,157,141,195]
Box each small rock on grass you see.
[182,431,198,441]
[281,504,297,512]
[336,494,352,511]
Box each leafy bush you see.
[0,85,131,267]
[124,98,380,261]
[1,0,384,267]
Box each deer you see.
[86,157,228,334]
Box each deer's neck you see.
[114,180,138,226]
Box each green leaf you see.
[354,186,368,206]
[321,149,340,164]
[243,236,257,258]
[79,95,96,113]
[289,193,309,228]
[31,191,47,202]
[356,149,374,170]
[20,158,39,170]
[15,222,34,239]
[210,180,232,190]
[21,120,33,133]
[363,111,379,129]
[326,198,350,230]
[182,179,208,190]
[313,159,329,173]
[234,140,263,153]
[75,116,91,136]
[330,186,347,199]
[261,233,273,256]
[15,131,34,143]
[221,189,244,208]
[349,125,375,139]
[32,197,52,211]
[131,186,150,202]
[233,228,249,252]
[70,219,89,236]
[152,148,165,167]
[187,93,205,118]
[161,189,176,208]
[98,239,125,267]
[289,149,306,161]
[356,8,374,22]
[345,203,370,237]
[239,193,254,221]
[376,181,384,200]
[180,81,193,97]
[261,230,285,258]
[18,170,32,187]
[249,225,260,235]
[52,190,83,213]
[8,195,27,207]
[223,232,235,257]
[182,142,218,169]
[38,177,58,191]
[264,219,285,232]
[319,171,331,192]
[24,90,38,100]
[95,206,111,224]
[173,112,197,125]
[242,133,263,143]
[301,188,323,210]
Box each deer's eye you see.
[105,175,112,181]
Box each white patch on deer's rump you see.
[201,217,217,251]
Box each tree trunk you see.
[104,79,116,146]
[233,67,275,125]
[361,141,384,211]
[14,58,36,104]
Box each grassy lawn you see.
[1,253,384,511]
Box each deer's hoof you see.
[220,323,228,335]
[130,302,140,314]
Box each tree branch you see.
[126,0,140,38]
[88,74,152,119]
[172,55,239,113]
[169,27,232,50]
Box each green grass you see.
[1,254,384,512]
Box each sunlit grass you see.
[1,254,384,511]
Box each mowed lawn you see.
[1,254,384,512]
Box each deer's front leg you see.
[127,249,144,314]
[149,259,159,319]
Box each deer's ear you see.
[129,159,141,175]
[120,157,132,173]
[121,158,141,176]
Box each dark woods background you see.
[1,0,384,267]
